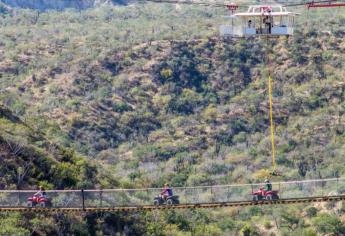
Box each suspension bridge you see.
[0,178,345,212]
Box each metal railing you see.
[0,178,343,208]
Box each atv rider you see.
[34,186,47,198]
[160,183,173,201]
[264,179,272,192]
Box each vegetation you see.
[0,2,344,235]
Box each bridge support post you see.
[81,189,85,211]
[279,182,281,199]
[100,189,103,208]
[227,186,230,202]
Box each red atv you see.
[252,187,279,201]
[27,195,52,207]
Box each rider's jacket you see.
[265,183,272,191]
[161,187,173,196]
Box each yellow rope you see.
[268,75,276,170]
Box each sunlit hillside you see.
[0,2,344,235]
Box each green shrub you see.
[312,213,345,235]
[264,220,272,230]
[306,207,318,217]
[0,213,30,236]
[303,228,317,236]
[160,68,173,79]
[241,223,259,236]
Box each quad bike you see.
[27,195,52,207]
[153,195,180,205]
[252,187,279,201]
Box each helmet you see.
[164,183,169,186]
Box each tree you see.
[312,213,345,235]
[281,212,300,232]
[241,223,259,236]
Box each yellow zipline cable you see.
[265,36,277,174]
[268,74,276,170]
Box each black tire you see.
[27,201,33,207]
[174,199,180,205]
[266,194,273,201]
[153,199,160,206]
[166,199,173,205]
[273,195,279,200]
[39,202,46,207]
[252,195,259,201]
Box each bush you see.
[264,220,272,230]
[50,162,79,188]
[195,224,222,236]
[303,228,317,236]
[248,206,263,217]
[160,68,173,80]
[0,213,30,236]
[168,89,203,114]
[241,223,260,236]
[218,218,236,232]
[312,213,345,235]
[306,207,318,218]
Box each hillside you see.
[1,5,344,187]
[0,0,127,11]
[0,98,139,235]
[0,104,100,189]
[0,3,345,235]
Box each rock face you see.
[0,0,126,11]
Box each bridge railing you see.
[0,178,344,208]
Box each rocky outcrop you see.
[0,0,126,11]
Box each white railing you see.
[220,25,294,37]
[220,25,244,37]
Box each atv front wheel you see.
[266,194,273,201]
[27,201,33,207]
[166,199,173,205]
[153,199,160,206]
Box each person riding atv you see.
[252,180,279,201]
[34,186,47,198]
[160,183,173,200]
[27,186,51,207]
[154,183,179,205]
